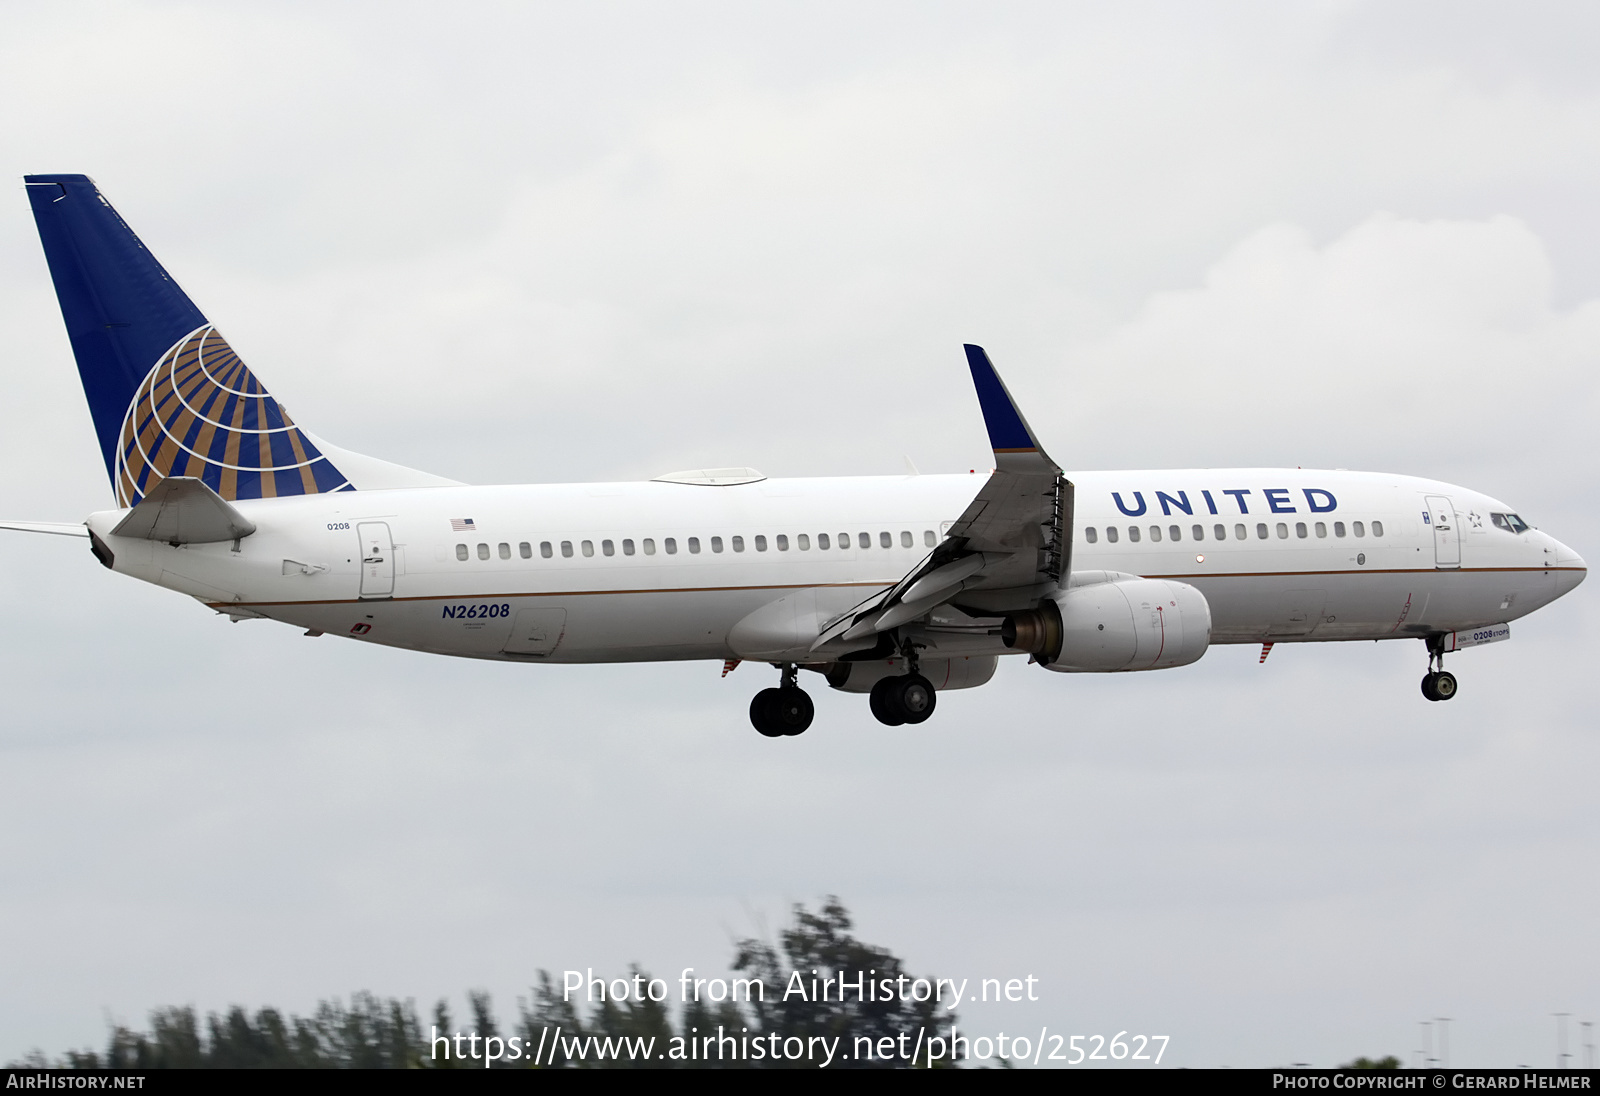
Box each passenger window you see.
[879,531,892,548]
[1234,524,1246,540]
[1295,522,1307,538]
[541,541,553,559]
[1085,527,1098,544]
[623,539,635,556]
[582,540,595,557]
[1256,524,1268,540]
[477,543,490,560]
[1106,526,1119,543]
[838,532,849,548]
[455,544,468,561]
[1276,523,1288,539]
[1149,526,1162,542]
[1353,521,1365,538]
[754,535,766,551]
[775,535,788,551]
[519,542,532,559]
[712,536,724,553]
[1315,522,1326,538]
[643,538,656,555]
[859,532,871,549]
[924,530,936,547]
[1170,525,1182,542]
[498,542,511,559]
[901,531,913,548]
[689,537,701,554]
[732,536,744,552]
[1334,522,1346,537]
[561,541,573,558]
[665,538,677,554]
[798,534,810,550]
[818,533,830,550]
[1214,524,1226,540]
[1192,525,1204,541]
[1128,526,1141,543]
[1372,520,1384,537]
[602,539,614,556]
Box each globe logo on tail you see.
[114,325,349,505]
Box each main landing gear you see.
[1421,634,1458,702]
[750,663,814,737]
[868,638,937,726]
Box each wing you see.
[812,345,1072,652]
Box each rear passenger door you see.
[357,522,395,597]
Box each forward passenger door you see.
[1425,497,1460,569]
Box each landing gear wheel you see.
[869,674,937,725]
[751,686,814,736]
[750,689,786,737]
[897,674,937,724]
[869,676,907,726]
[1432,670,1458,701]
[773,686,814,735]
[1420,672,1459,702]
[1420,635,1457,703]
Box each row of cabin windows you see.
[1082,520,1384,545]
[455,528,940,562]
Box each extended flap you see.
[111,477,257,544]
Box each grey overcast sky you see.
[1,0,1597,1069]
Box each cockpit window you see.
[1491,512,1531,534]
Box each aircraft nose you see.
[1552,538,1586,596]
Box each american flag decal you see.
[450,518,477,532]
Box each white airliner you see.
[4,176,1586,735]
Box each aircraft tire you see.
[750,689,786,737]
[898,674,937,725]
[776,686,814,735]
[1421,673,1440,701]
[1432,671,1458,701]
[869,676,907,726]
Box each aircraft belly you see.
[1198,568,1543,642]
[260,587,801,664]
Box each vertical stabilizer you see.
[25,175,366,504]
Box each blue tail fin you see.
[25,175,351,505]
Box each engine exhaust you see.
[1001,600,1063,664]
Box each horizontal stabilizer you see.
[0,521,90,538]
[111,476,257,544]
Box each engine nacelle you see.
[1004,577,1211,672]
[822,656,998,693]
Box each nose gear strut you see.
[1421,634,1458,702]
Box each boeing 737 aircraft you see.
[3,175,1587,735]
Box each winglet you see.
[963,344,1058,473]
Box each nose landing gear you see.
[750,663,814,737]
[1421,635,1459,702]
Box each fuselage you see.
[84,468,1586,666]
